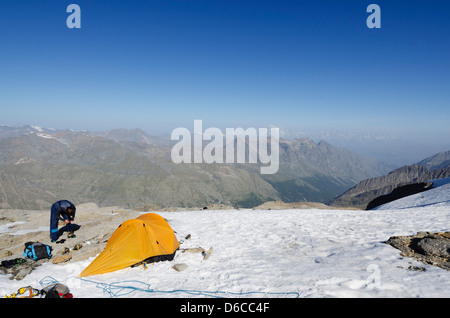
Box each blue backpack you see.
[23,242,53,261]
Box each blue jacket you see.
[50,200,76,240]
[52,200,76,222]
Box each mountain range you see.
[0,125,392,210]
[280,128,450,167]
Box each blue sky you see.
[0,0,449,143]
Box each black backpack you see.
[42,283,72,298]
[23,242,53,261]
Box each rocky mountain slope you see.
[418,150,450,171]
[328,150,450,209]
[0,125,391,210]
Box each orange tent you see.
[79,213,179,277]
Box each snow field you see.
[1,204,449,298]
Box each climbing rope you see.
[39,275,300,298]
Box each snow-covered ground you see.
[1,180,449,298]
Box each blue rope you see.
[40,276,300,298]
[39,276,59,286]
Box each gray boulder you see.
[385,232,450,271]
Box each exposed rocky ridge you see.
[385,232,450,271]
[328,159,450,209]
[365,181,433,210]
[418,150,450,171]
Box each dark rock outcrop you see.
[385,232,450,271]
[329,163,450,209]
[365,181,433,210]
[329,164,430,209]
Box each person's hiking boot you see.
[67,232,76,238]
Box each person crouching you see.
[49,200,78,242]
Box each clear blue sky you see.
[0,0,449,143]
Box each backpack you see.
[23,242,53,261]
[42,283,73,298]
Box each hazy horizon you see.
[1,122,448,168]
[1,1,449,162]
